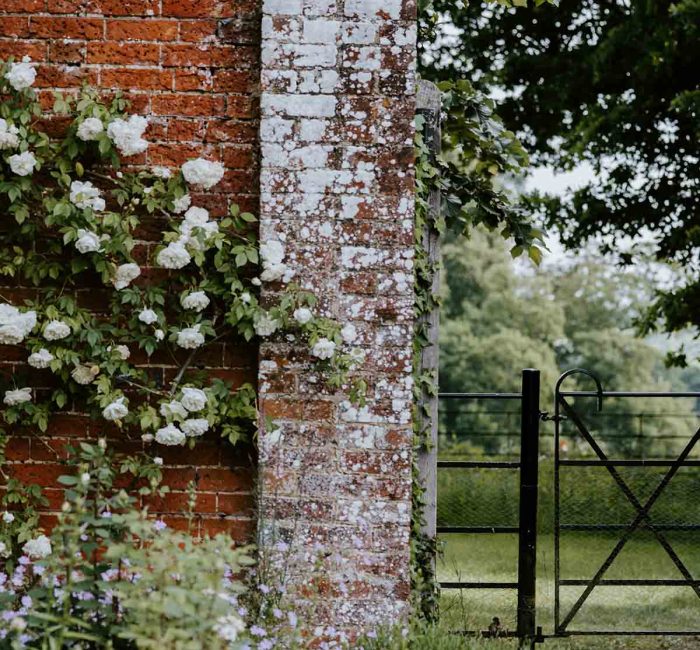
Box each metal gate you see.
[437,367,700,648]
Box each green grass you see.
[437,532,700,649]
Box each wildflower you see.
[153,520,167,532]
[250,625,267,637]
[8,151,37,176]
[3,388,31,406]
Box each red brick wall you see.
[0,0,262,540]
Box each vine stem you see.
[168,328,232,396]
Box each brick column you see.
[257,0,417,637]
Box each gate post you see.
[517,369,541,648]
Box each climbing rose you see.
[260,240,289,282]
[106,115,148,156]
[182,418,209,437]
[102,397,128,421]
[71,364,99,385]
[151,166,171,179]
[181,158,225,189]
[112,344,130,360]
[8,151,36,176]
[172,194,191,214]
[154,329,165,341]
[69,181,105,211]
[28,348,53,369]
[138,308,158,325]
[5,56,36,91]
[75,229,101,254]
[181,291,210,312]
[113,263,141,290]
[43,320,71,341]
[3,387,31,406]
[176,325,204,349]
[22,535,52,559]
[311,338,336,360]
[254,314,279,337]
[155,424,186,446]
[341,323,357,344]
[76,117,104,141]
[159,400,188,420]
[180,387,207,412]
[0,304,36,344]
[157,242,191,270]
[0,119,19,150]
[293,308,313,325]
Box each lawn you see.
[437,532,700,649]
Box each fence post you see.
[517,369,541,648]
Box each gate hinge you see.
[540,411,566,422]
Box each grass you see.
[437,532,700,649]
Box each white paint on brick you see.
[262,93,337,117]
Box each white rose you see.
[293,308,313,325]
[5,56,36,91]
[214,614,246,643]
[28,348,53,369]
[138,308,159,325]
[75,229,101,254]
[3,512,15,523]
[43,319,71,341]
[8,151,37,176]
[106,115,148,157]
[152,166,171,179]
[153,456,163,465]
[141,433,154,443]
[182,418,209,437]
[113,263,141,290]
[102,397,128,421]
[22,534,52,559]
[172,194,191,214]
[76,117,104,141]
[0,118,19,150]
[341,323,357,344]
[154,329,165,341]
[184,206,209,226]
[159,400,188,420]
[180,387,207,412]
[157,242,191,270]
[155,424,186,446]
[69,181,105,212]
[311,337,336,360]
[181,291,210,312]
[181,158,225,189]
[260,240,288,282]
[0,304,36,344]
[240,292,251,304]
[349,348,366,365]
[3,387,31,406]
[176,325,204,349]
[113,344,130,360]
[71,364,99,385]
[254,314,279,337]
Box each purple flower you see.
[250,625,267,637]
[153,520,167,532]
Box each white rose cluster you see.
[0,118,19,150]
[260,240,292,283]
[160,400,188,420]
[0,303,36,345]
[176,324,205,349]
[181,158,225,189]
[75,229,101,254]
[28,348,53,369]
[8,151,37,177]
[3,387,31,406]
[43,319,71,341]
[179,207,219,251]
[106,115,148,157]
[76,117,104,142]
[70,180,105,212]
[102,396,128,421]
[155,388,209,443]
[113,263,141,290]
[4,56,36,91]
[22,534,52,559]
[181,291,209,312]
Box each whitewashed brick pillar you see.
[257,0,417,638]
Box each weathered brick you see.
[106,19,179,41]
[87,41,160,64]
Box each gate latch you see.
[540,411,566,423]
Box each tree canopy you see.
[420,0,700,362]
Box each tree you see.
[420,0,700,362]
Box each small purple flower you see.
[153,520,167,532]
[259,583,270,594]
[250,625,267,637]
[259,640,274,650]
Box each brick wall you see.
[0,0,262,539]
[258,0,417,637]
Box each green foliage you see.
[420,0,700,362]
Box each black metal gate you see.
[438,367,700,648]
